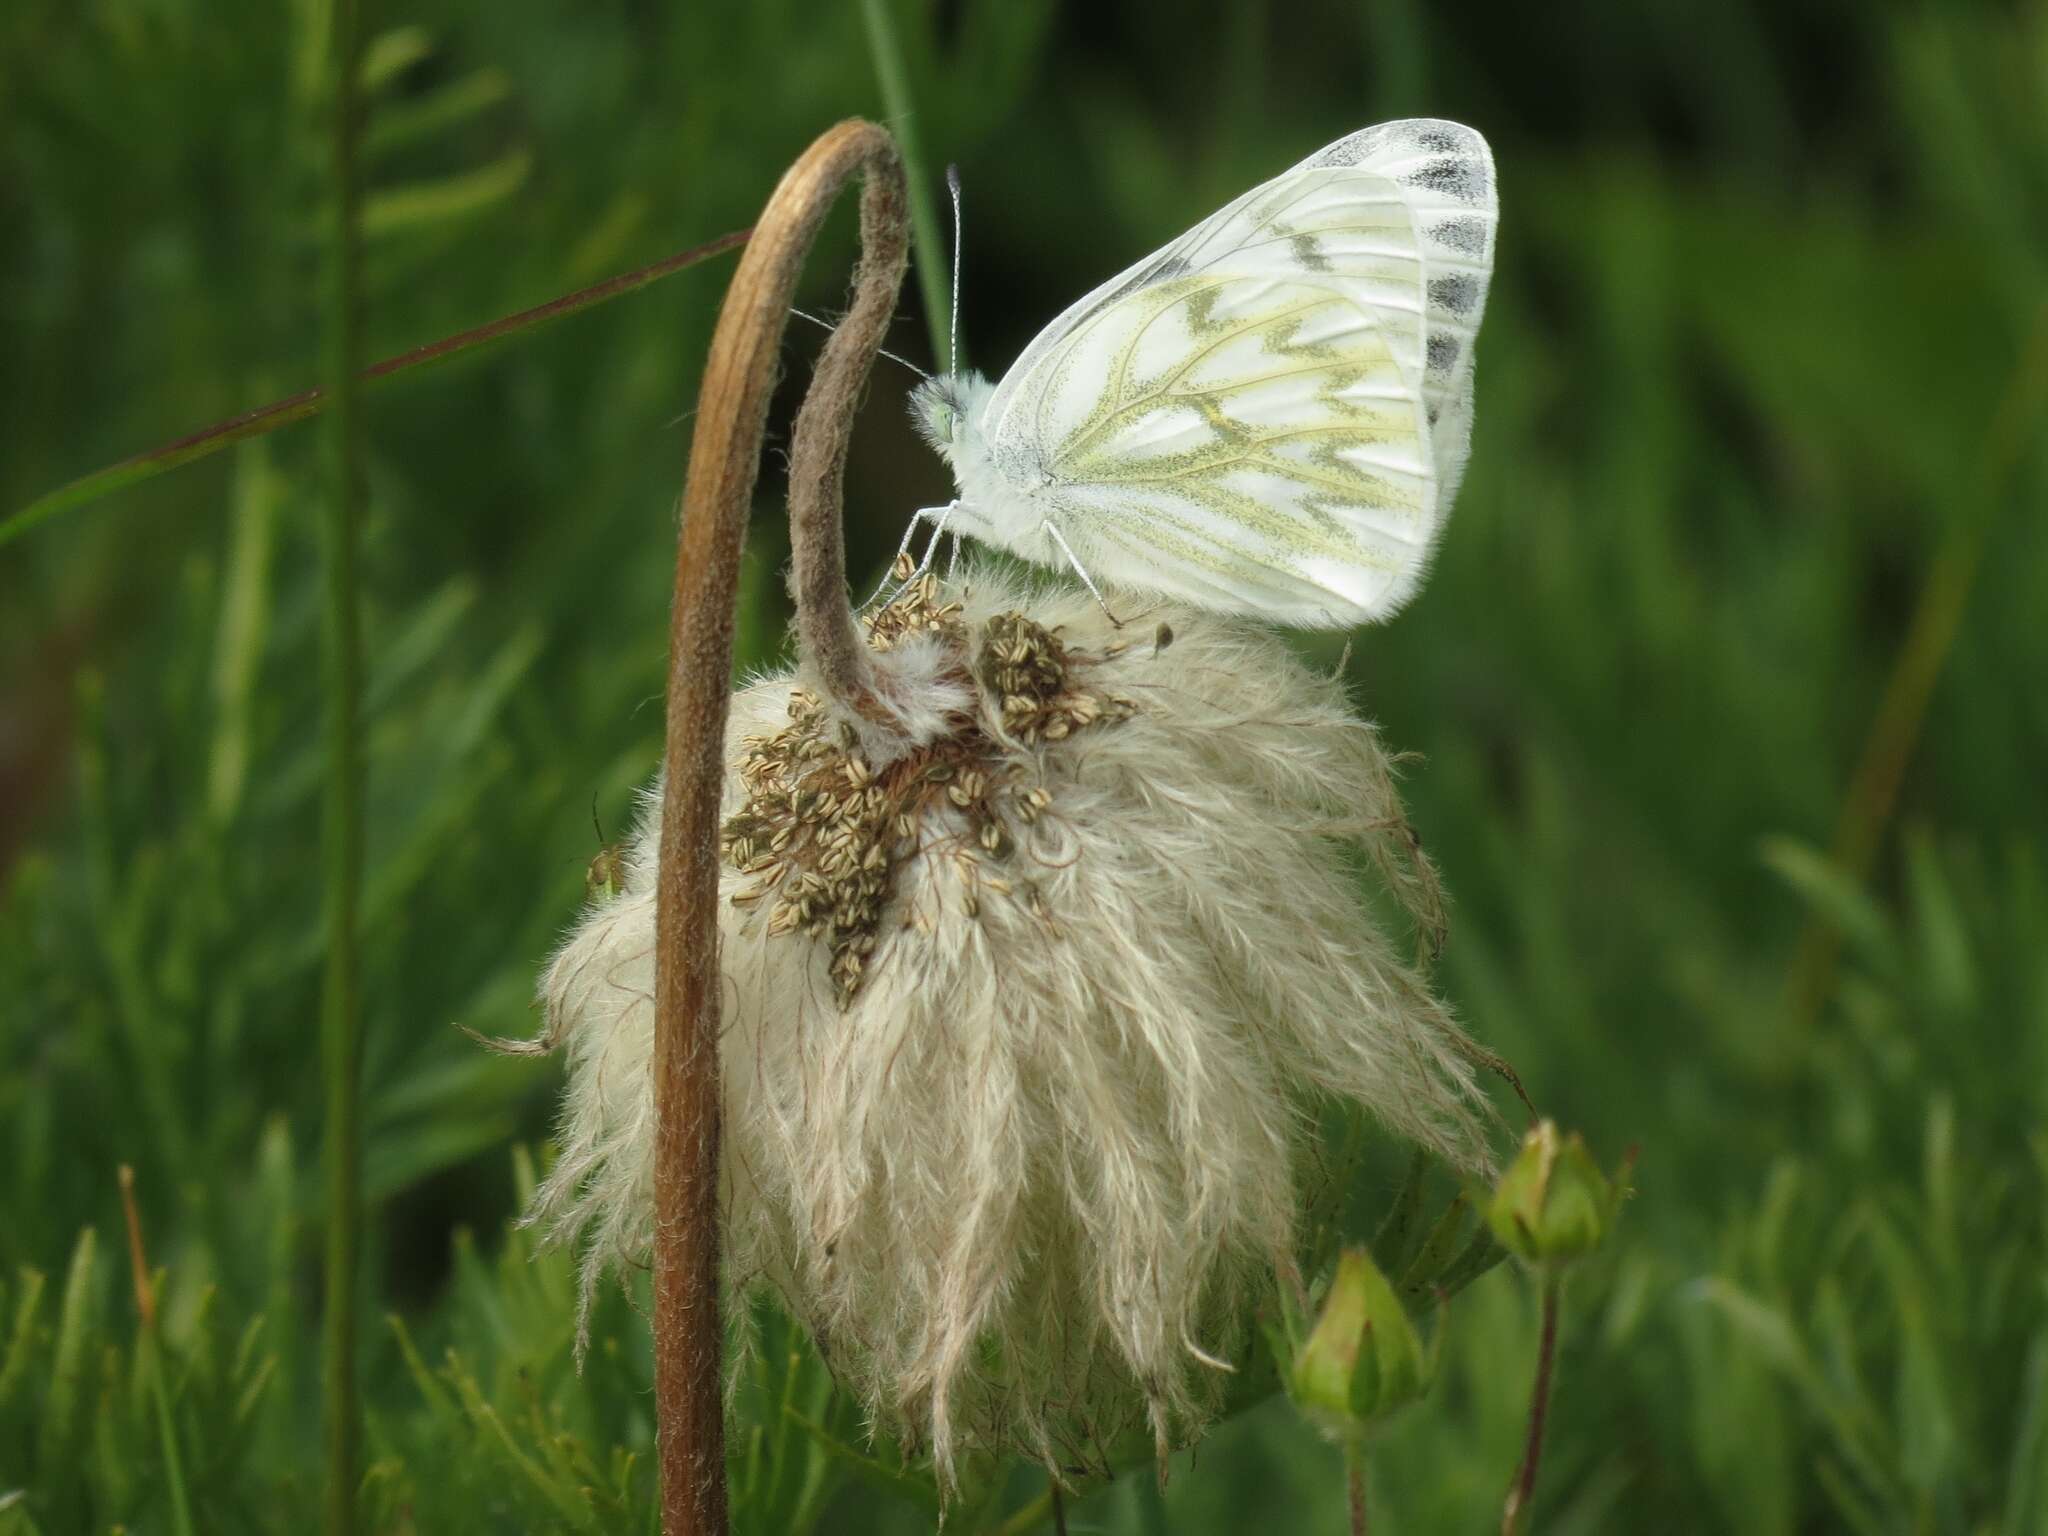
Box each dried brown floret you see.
[718,578,1132,1003]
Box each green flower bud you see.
[1487,1121,1629,1270]
[586,843,625,903]
[1284,1248,1432,1441]
[583,797,627,904]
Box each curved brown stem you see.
[786,152,909,726]
[655,118,908,1536]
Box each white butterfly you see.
[901,119,1497,628]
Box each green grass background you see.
[3,0,2046,1530]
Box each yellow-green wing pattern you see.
[977,120,1494,626]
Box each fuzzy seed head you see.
[518,563,1500,1483]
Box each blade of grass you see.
[782,1410,941,1513]
[2003,1332,2048,1532]
[363,66,512,158]
[320,0,368,1528]
[0,227,748,550]
[443,1362,596,1528]
[119,1168,195,1536]
[205,438,279,826]
[1691,1278,1901,1505]
[1397,1192,1478,1293]
[0,1269,47,1412]
[860,0,953,371]
[362,148,532,237]
[1369,1147,1432,1277]
[39,1229,96,1473]
[988,1487,1055,1536]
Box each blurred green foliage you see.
[3,0,2046,1530]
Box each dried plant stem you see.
[0,228,748,550]
[655,118,908,1536]
[319,0,369,1530]
[786,160,910,725]
[1501,1276,1562,1536]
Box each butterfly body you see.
[908,120,1497,629]
[911,370,1063,570]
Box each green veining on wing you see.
[1012,165,1390,451]
[1084,478,1407,587]
[1288,231,1335,273]
[1053,282,1325,463]
[1042,264,1426,573]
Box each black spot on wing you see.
[1428,272,1480,315]
[1426,333,1460,379]
[1403,156,1482,199]
[1308,130,1383,169]
[1430,216,1490,257]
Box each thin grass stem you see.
[318,2,368,1530]
[119,1167,195,1536]
[987,1487,1054,1536]
[1502,1276,1562,1536]
[859,0,956,371]
[1784,300,2048,1031]
[0,228,747,550]
[1347,1444,1370,1536]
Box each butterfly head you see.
[909,370,992,461]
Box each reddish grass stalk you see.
[0,228,749,550]
[1501,1277,1562,1536]
[1783,301,2048,1032]
[653,118,908,1535]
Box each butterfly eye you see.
[911,379,964,449]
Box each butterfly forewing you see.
[978,119,1495,626]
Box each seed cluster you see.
[978,612,1130,744]
[864,563,962,653]
[720,569,1135,1004]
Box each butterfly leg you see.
[863,501,957,608]
[905,499,958,581]
[1040,519,1125,627]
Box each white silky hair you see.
[521,562,1499,1481]
[906,371,1035,560]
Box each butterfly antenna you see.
[789,306,931,382]
[591,794,606,847]
[946,165,964,376]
